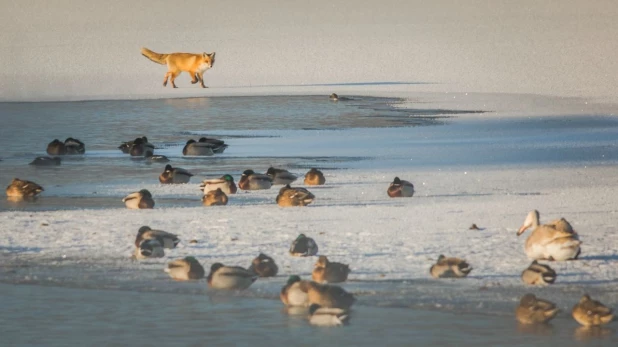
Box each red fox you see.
[141,47,216,88]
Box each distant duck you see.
[145,153,170,163]
[129,137,155,157]
[134,225,179,249]
[29,156,61,166]
[289,234,318,257]
[165,257,205,281]
[515,294,560,324]
[122,189,155,209]
[248,253,279,277]
[182,139,214,156]
[280,275,310,307]
[299,281,356,309]
[429,255,472,278]
[200,174,237,195]
[202,188,228,206]
[308,304,349,327]
[46,139,66,155]
[312,256,351,284]
[134,238,164,259]
[572,294,614,326]
[517,210,581,261]
[198,137,228,154]
[63,137,85,155]
[387,177,415,197]
[266,167,298,185]
[276,184,315,207]
[6,178,44,198]
[329,93,339,101]
[118,139,134,154]
[206,263,258,290]
[521,260,557,286]
[304,168,326,185]
[238,169,272,190]
[159,164,193,184]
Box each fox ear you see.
[210,52,216,58]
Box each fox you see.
[141,47,215,88]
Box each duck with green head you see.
[238,169,272,190]
[248,253,278,277]
[289,234,318,257]
[159,164,193,184]
[280,275,310,307]
[266,167,298,185]
[135,225,179,249]
[207,263,257,290]
[183,139,214,156]
[200,174,237,195]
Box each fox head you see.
[203,52,215,67]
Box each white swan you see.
[517,210,581,261]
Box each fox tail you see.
[141,47,168,65]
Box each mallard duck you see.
[308,304,349,326]
[248,253,278,277]
[280,275,310,307]
[182,139,214,156]
[134,238,164,259]
[200,174,237,195]
[238,169,272,190]
[6,178,44,198]
[29,156,61,166]
[165,257,205,280]
[202,188,228,206]
[266,167,298,185]
[64,137,85,154]
[387,177,415,197]
[206,263,257,290]
[312,256,351,283]
[129,137,155,157]
[521,260,557,286]
[298,281,356,309]
[515,293,560,324]
[47,139,66,155]
[134,225,179,249]
[429,255,472,278]
[122,189,155,209]
[276,184,315,207]
[572,294,614,326]
[304,168,325,185]
[144,152,169,163]
[198,137,228,154]
[289,234,318,257]
[159,164,193,184]
[329,93,339,101]
[517,210,581,261]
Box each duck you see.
[304,168,326,185]
[145,153,170,163]
[280,275,310,307]
[517,210,581,261]
[266,167,298,185]
[238,169,272,190]
[329,93,339,101]
[63,137,85,155]
[248,253,278,277]
[515,294,560,324]
[429,255,472,278]
[129,137,155,157]
[182,139,214,156]
[46,139,66,155]
[6,178,44,198]
[122,189,155,209]
[134,225,179,249]
[198,136,228,154]
[298,281,356,309]
[200,174,237,195]
[202,188,228,206]
[289,234,318,257]
[206,263,257,290]
[387,177,415,197]
[312,256,351,283]
[521,260,557,286]
[572,294,614,326]
[165,257,205,280]
[118,139,134,154]
[29,156,61,166]
[134,238,164,259]
[276,184,315,207]
[308,304,349,327]
[159,164,193,184]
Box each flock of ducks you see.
[3,101,615,329]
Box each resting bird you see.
[429,255,472,278]
[312,256,351,284]
[517,210,581,261]
[47,139,66,155]
[129,137,155,157]
[29,156,61,166]
[182,139,214,156]
[304,168,326,186]
[521,260,557,286]
[198,137,228,153]
[572,294,614,327]
[289,234,318,257]
[63,137,85,154]
[515,293,560,324]
[134,225,179,249]
[280,275,310,307]
[134,238,164,259]
[248,253,278,277]
[299,281,356,309]
[238,169,272,190]
[387,177,415,197]
[6,178,44,198]
[266,167,298,185]
[165,257,205,281]
[202,188,228,206]
[200,174,237,195]
[276,184,315,207]
[122,189,155,209]
[159,164,193,184]
[206,263,257,290]
[308,304,349,327]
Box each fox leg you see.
[190,72,199,84]
[169,71,181,88]
[163,72,171,87]
[197,71,207,88]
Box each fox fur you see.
[141,47,215,88]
